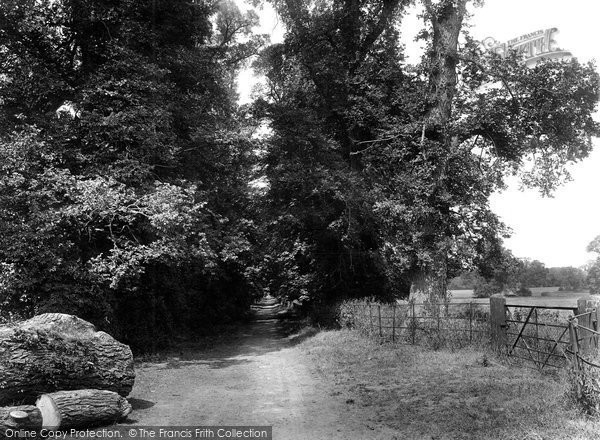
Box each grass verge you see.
[300,328,600,440]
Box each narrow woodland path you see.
[122,304,379,439]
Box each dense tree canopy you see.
[252,0,599,305]
[0,0,598,347]
[0,0,265,350]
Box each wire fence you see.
[339,300,490,349]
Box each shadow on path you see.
[152,319,311,370]
[134,292,313,371]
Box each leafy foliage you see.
[0,0,264,351]
[253,0,599,307]
[1,0,599,344]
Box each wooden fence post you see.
[596,306,600,349]
[569,318,582,399]
[392,305,396,342]
[577,296,600,354]
[535,308,539,364]
[411,302,416,345]
[469,302,473,343]
[378,304,382,337]
[490,295,507,352]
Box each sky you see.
[464,0,600,268]
[237,0,600,268]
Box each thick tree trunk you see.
[37,390,132,430]
[410,0,468,301]
[0,405,43,435]
[422,0,467,129]
[0,313,135,405]
[408,262,448,304]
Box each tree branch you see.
[356,0,401,66]
[458,54,522,109]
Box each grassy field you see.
[301,329,600,440]
[450,288,591,310]
[451,287,589,298]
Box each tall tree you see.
[255,0,600,306]
[252,0,416,304]
[0,0,264,350]
[403,0,469,301]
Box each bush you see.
[473,280,502,298]
[568,359,600,416]
[517,287,532,296]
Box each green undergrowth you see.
[300,329,600,440]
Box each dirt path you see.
[123,319,372,439]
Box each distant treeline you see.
[449,260,588,296]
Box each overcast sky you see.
[237,0,600,268]
[467,0,600,268]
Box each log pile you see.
[0,313,135,404]
[0,314,135,433]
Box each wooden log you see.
[0,405,43,435]
[0,313,135,405]
[37,390,132,430]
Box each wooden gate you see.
[491,295,600,371]
[567,306,600,380]
[504,304,572,369]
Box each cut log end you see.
[120,399,133,418]
[9,410,29,422]
[1,406,43,432]
[36,394,61,430]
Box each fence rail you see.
[490,295,600,374]
[340,301,490,347]
[343,295,600,379]
[504,304,571,370]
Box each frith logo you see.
[481,28,572,66]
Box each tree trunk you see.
[410,0,468,301]
[37,390,132,430]
[408,262,448,304]
[0,313,135,405]
[0,405,43,435]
